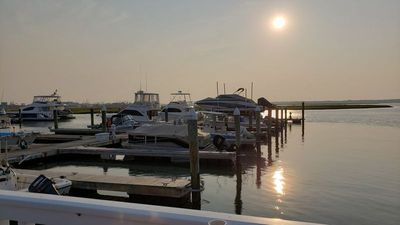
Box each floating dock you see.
[16,169,190,199]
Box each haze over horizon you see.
[1,0,399,104]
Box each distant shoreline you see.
[280,104,392,110]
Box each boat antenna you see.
[216,82,219,96]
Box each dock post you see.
[267,108,272,140]
[188,110,200,209]
[267,108,273,162]
[284,108,288,143]
[249,112,253,131]
[275,108,279,154]
[18,108,22,128]
[53,109,59,129]
[212,114,217,131]
[234,108,241,151]
[255,107,261,141]
[101,105,107,131]
[302,102,305,136]
[90,108,94,128]
[280,108,284,146]
[164,106,168,122]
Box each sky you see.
[0,0,399,104]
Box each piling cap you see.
[233,107,240,116]
[255,106,261,112]
[188,108,197,120]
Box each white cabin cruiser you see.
[19,90,74,121]
[118,90,160,124]
[159,91,195,122]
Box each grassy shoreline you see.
[281,104,392,110]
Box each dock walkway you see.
[16,169,190,199]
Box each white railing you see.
[0,190,318,225]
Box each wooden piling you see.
[164,107,169,122]
[302,102,305,136]
[101,106,107,131]
[275,108,279,153]
[267,108,272,143]
[18,108,22,128]
[188,111,200,209]
[90,108,94,127]
[53,110,58,129]
[255,107,261,141]
[248,112,253,130]
[234,108,241,150]
[284,108,288,143]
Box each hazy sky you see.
[0,0,399,104]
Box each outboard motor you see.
[28,174,60,195]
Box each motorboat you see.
[117,90,160,123]
[0,130,37,150]
[106,114,140,131]
[158,91,195,122]
[198,111,256,151]
[195,89,258,113]
[126,122,212,149]
[0,108,11,129]
[19,90,74,121]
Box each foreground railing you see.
[0,190,318,225]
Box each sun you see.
[272,16,286,30]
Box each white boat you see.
[159,91,195,122]
[195,89,258,113]
[0,164,17,191]
[126,122,212,149]
[118,90,160,123]
[198,111,256,151]
[0,130,37,150]
[19,90,74,121]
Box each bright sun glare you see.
[272,16,286,30]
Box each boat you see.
[195,89,258,113]
[125,122,212,149]
[117,90,160,123]
[159,91,195,122]
[0,130,37,150]
[19,90,74,121]
[105,114,140,131]
[0,108,11,129]
[0,162,17,191]
[198,111,256,151]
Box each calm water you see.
[18,105,400,225]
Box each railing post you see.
[164,106,169,122]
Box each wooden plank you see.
[15,169,190,198]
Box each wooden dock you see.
[15,169,190,199]
[3,134,127,164]
[59,145,236,163]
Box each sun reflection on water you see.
[273,167,285,195]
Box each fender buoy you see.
[213,135,226,151]
[19,139,28,150]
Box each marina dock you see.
[15,169,191,199]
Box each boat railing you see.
[0,190,317,225]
